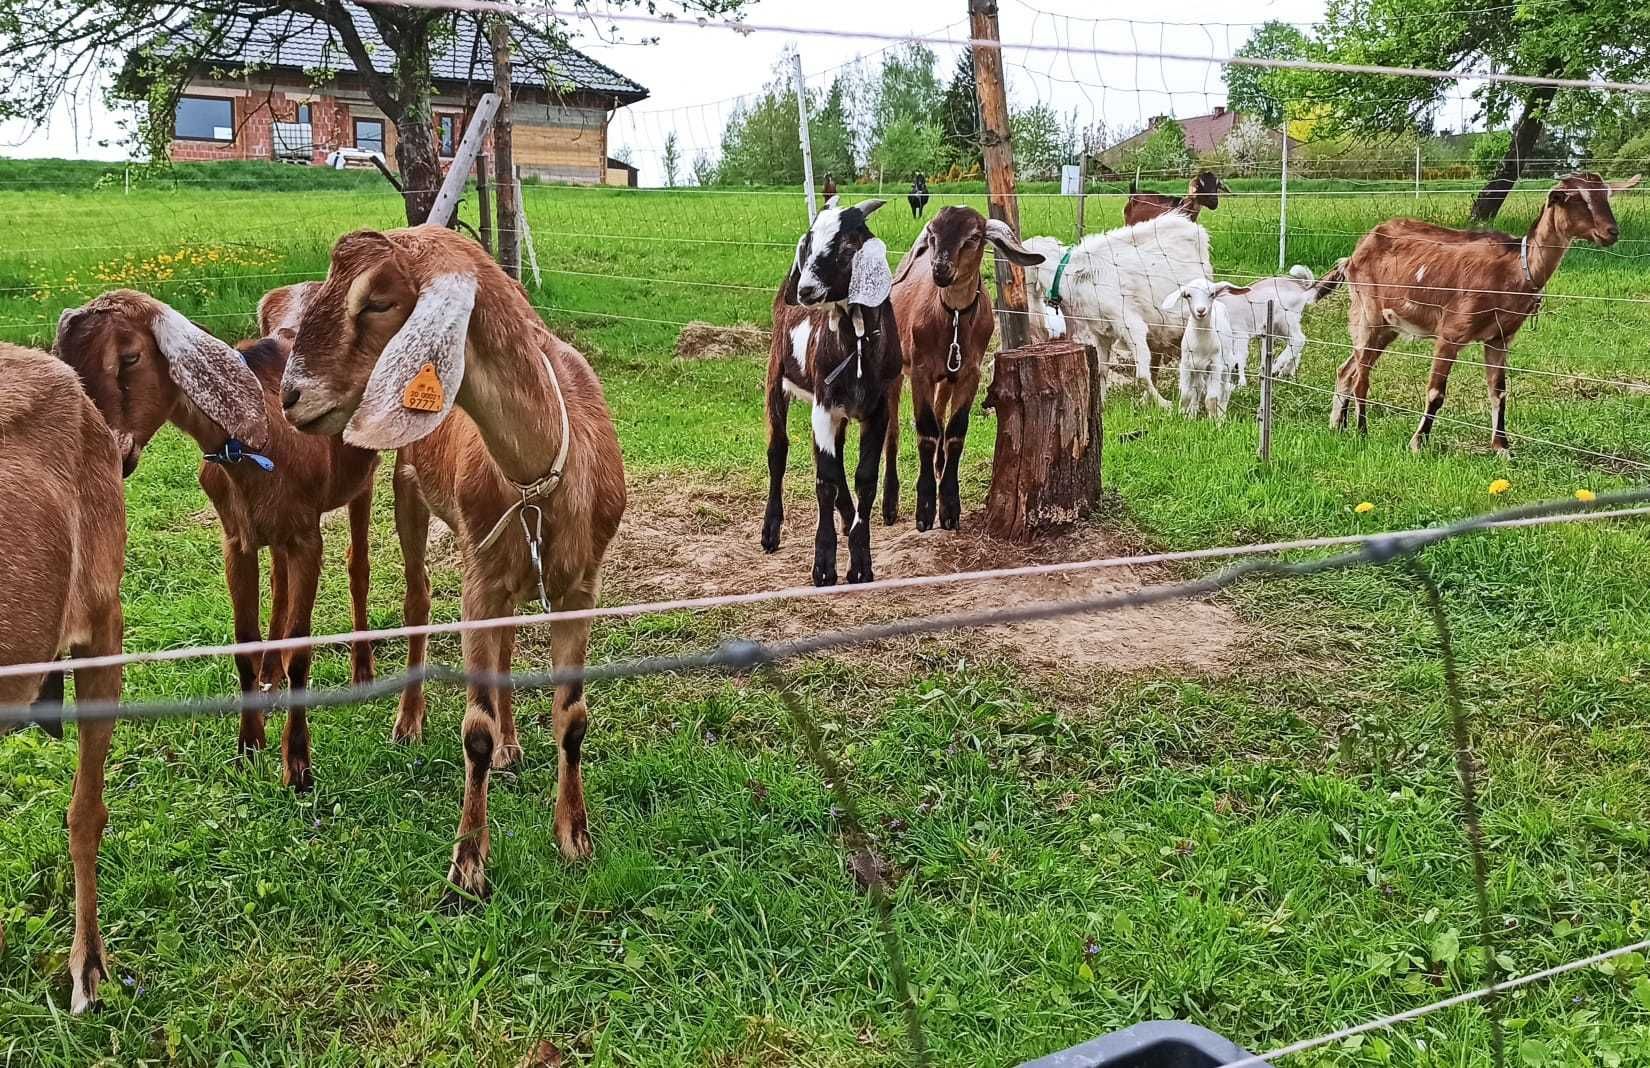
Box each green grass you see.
[3,162,1650,1066]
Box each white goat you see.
[1023,214,1214,408]
[1216,264,1325,385]
[1161,279,1245,419]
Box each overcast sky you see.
[0,0,1335,180]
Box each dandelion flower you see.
[1488,479,1511,495]
[1355,501,1375,514]
[1575,488,1597,502]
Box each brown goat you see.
[56,289,378,792]
[1123,170,1231,226]
[0,343,126,1013]
[1318,171,1640,454]
[280,225,625,905]
[888,206,1044,530]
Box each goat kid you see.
[1317,171,1639,454]
[1124,170,1231,226]
[56,290,376,793]
[763,196,900,585]
[281,225,625,905]
[0,343,126,1013]
[1216,264,1324,385]
[1162,279,1246,419]
[889,206,1044,531]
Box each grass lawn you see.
[2,161,1649,1066]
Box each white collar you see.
[1520,235,1535,286]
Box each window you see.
[354,118,385,155]
[295,103,312,125]
[437,113,458,157]
[175,96,234,142]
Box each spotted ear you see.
[848,238,892,308]
[150,301,271,449]
[344,272,477,450]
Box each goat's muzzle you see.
[931,261,958,288]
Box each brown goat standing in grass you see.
[280,225,625,906]
[55,290,377,792]
[0,344,125,1014]
[888,206,1044,530]
[1316,171,1639,454]
[1124,170,1231,226]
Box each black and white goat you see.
[762,197,901,587]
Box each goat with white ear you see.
[1161,279,1247,419]
[1215,264,1326,385]
[764,197,902,586]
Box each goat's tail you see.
[1287,264,1315,285]
[1309,259,1348,301]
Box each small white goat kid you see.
[1162,279,1247,419]
[1217,264,1322,385]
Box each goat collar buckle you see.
[947,306,964,374]
[203,438,275,473]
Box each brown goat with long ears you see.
[55,288,378,792]
[0,343,127,1013]
[1123,170,1231,226]
[280,224,625,906]
[1318,171,1640,454]
[889,205,1043,530]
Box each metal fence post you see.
[1277,122,1289,273]
[1259,299,1274,463]
[1415,141,1423,202]
[792,52,817,222]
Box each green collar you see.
[1048,247,1074,306]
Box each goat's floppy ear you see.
[853,198,886,219]
[1212,282,1252,296]
[52,305,89,355]
[891,221,932,286]
[344,272,477,450]
[1609,174,1643,195]
[150,301,271,449]
[848,238,892,308]
[1159,286,1189,312]
[984,218,1046,266]
[824,195,840,210]
[782,235,805,306]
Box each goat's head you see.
[1546,172,1640,246]
[1188,171,1232,211]
[282,227,479,450]
[784,197,890,308]
[912,207,1045,289]
[54,290,268,478]
[1161,279,1250,322]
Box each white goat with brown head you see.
[280,224,625,907]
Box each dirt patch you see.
[675,321,769,360]
[606,479,1250,676]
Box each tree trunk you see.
[982,340,1103,542]
[390,22,439,226]
[1470,85,1557,222]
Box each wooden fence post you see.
[426,92,500,229]
[970,0,1030,349]
[491,17,519,279]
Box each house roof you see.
[145,4,647,104]
[1106,108,1301,156]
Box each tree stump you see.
[982,340,1103,542]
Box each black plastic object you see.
[1018,1021,1272,1068]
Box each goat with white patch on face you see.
[763,197,902,586]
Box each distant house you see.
[1098,106,1301,170]
[605,157,640,188]
[131,4,647,184]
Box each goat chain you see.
[947,307,963,374]
[519,502,550,613]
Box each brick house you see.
[140,5,647,183]
[1098,106,1301,170]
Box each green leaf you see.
[1520,1039,1549,1067]
[1432,928,1461,965]
[1076,961,1094,984]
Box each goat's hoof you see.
[940,511,960,532]
[760,515,783,554]
[557,811,593,861]
[68,942,107,1014]
[847,562,873,584]
[237,734,266,759]
[440,859,490,913]
[492,742,523,770]
[812,568,838,588]
[352,659,376,687]
[1494,446,1514,461]
[284,760,314,794]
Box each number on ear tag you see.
[402,361,445,413]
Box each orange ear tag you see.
[402,361,445,413]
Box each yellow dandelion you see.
[1488,479,1511,495]
[1575,488,1597,502]
[1355,501,1375,514]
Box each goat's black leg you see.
[847,401,889,584]
[812,444,844,588]
[913,394,942,532]
[831,421,855,534]
[761,387,789,553]
[938,404,971,531]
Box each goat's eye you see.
[119,351,140,368]
[362,298,394,314]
